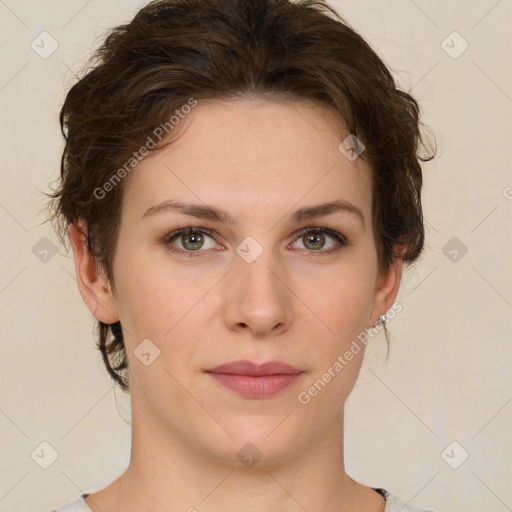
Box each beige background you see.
[1,1,511,511]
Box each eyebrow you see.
[142,198,365,228]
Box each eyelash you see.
[163,226,349,258]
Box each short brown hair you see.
[46,0,436,391]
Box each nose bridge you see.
[235,238,283,299]
[225,237,292,333]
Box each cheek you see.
[307,254,377,334]
[113,246,216,341]
[111,241,166,334]
[113,258,205,393]
[295,262,374,408]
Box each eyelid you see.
[293,226,348,245]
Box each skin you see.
[69,97,402,512]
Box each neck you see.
[88,382,383,512]
[99,389,367,512]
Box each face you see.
[73,97,401,467]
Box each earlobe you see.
[69,222,119,324]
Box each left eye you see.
[163,226,347,257]
[291,227,347,253]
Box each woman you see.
[47,0,436,510]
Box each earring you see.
[376,314,387,327]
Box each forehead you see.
[121,98,373,226]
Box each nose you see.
[222,248,293,337]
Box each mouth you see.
[205,360,304,398]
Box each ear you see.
[69,221,119,324]
[369,250,404,327]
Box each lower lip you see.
[207,372,303,398]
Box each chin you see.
[194,414,308,468]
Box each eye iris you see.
[182,232,204,250]
[304,232,325,250]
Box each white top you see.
[49,488,436,511]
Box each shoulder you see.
[48,494,91,512]
[376,488,436,512]
[49,489,436,512]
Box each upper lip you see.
[206,360,302,376]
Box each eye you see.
[164,227,218,257]
[163,226,349,258]
[290,227,348,255]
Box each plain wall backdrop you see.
[1,1,511,511]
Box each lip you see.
[206,360,302,376]
[205,360,304,398]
